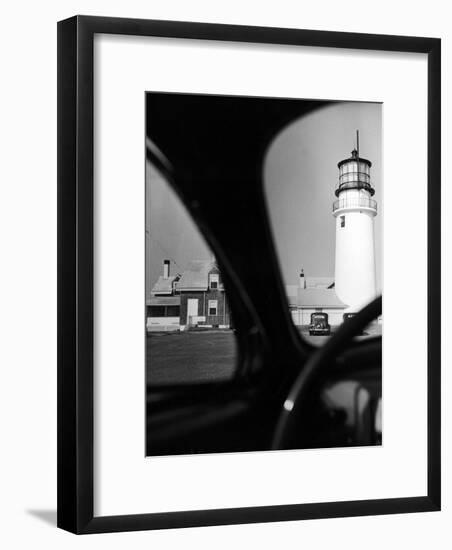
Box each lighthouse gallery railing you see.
[332,197,377,212]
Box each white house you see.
[286,273,347,326]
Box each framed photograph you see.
[58,15,441,534]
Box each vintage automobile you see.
[309,312,331,336]
[146,93,382,456]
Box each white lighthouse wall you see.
[334,208,377,311]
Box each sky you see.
[264,101,382,290]
[146,100,382,294]
[145,163,211,291]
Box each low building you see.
[286,271,347,326]
[147,259,231,331]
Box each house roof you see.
[285,285,299,303]
[305,277,334,288]
[151,275,177,295]
[147,296,181,306]
[177,259,216,291]
[286,279,334,300]
[286,284,346,308]
[296,288,346,308]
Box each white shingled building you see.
[286,273,347,327]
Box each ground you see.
[147,330,237,385]
[147,324,382,386]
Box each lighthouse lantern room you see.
[333,131,378,312]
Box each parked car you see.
[309,312,331,336]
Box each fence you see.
[205,314,231,327]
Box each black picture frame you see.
[57,15,441,534]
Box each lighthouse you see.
[333,132,377,312]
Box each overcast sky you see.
[264,101,382,291]
[146,100,382,294]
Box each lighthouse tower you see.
[333,132,377,312]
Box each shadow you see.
[27,509,57,526]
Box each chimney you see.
[163,259,170,279]
[299,269,306,289]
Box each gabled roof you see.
[285,285,299,304]
[286,279,334,301]
[151,275,178,295]
[177,260,217,291]
[305,277,334,289]
[297,288,346,308]
[286,277,336,307]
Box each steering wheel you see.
[271,295,382,450]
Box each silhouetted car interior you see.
[343,312,366,336]
[146,93,382,456]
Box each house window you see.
[166,306,180,317]
[149,305,180,317]
[209,273,219,289]
[340,215,345,228]
[208,300,218,315]
[149,306,165,317]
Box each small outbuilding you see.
[146,295,181,332]
[286,273,347,326]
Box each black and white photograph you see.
[0,0,445,543]
[145,93,382,456]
